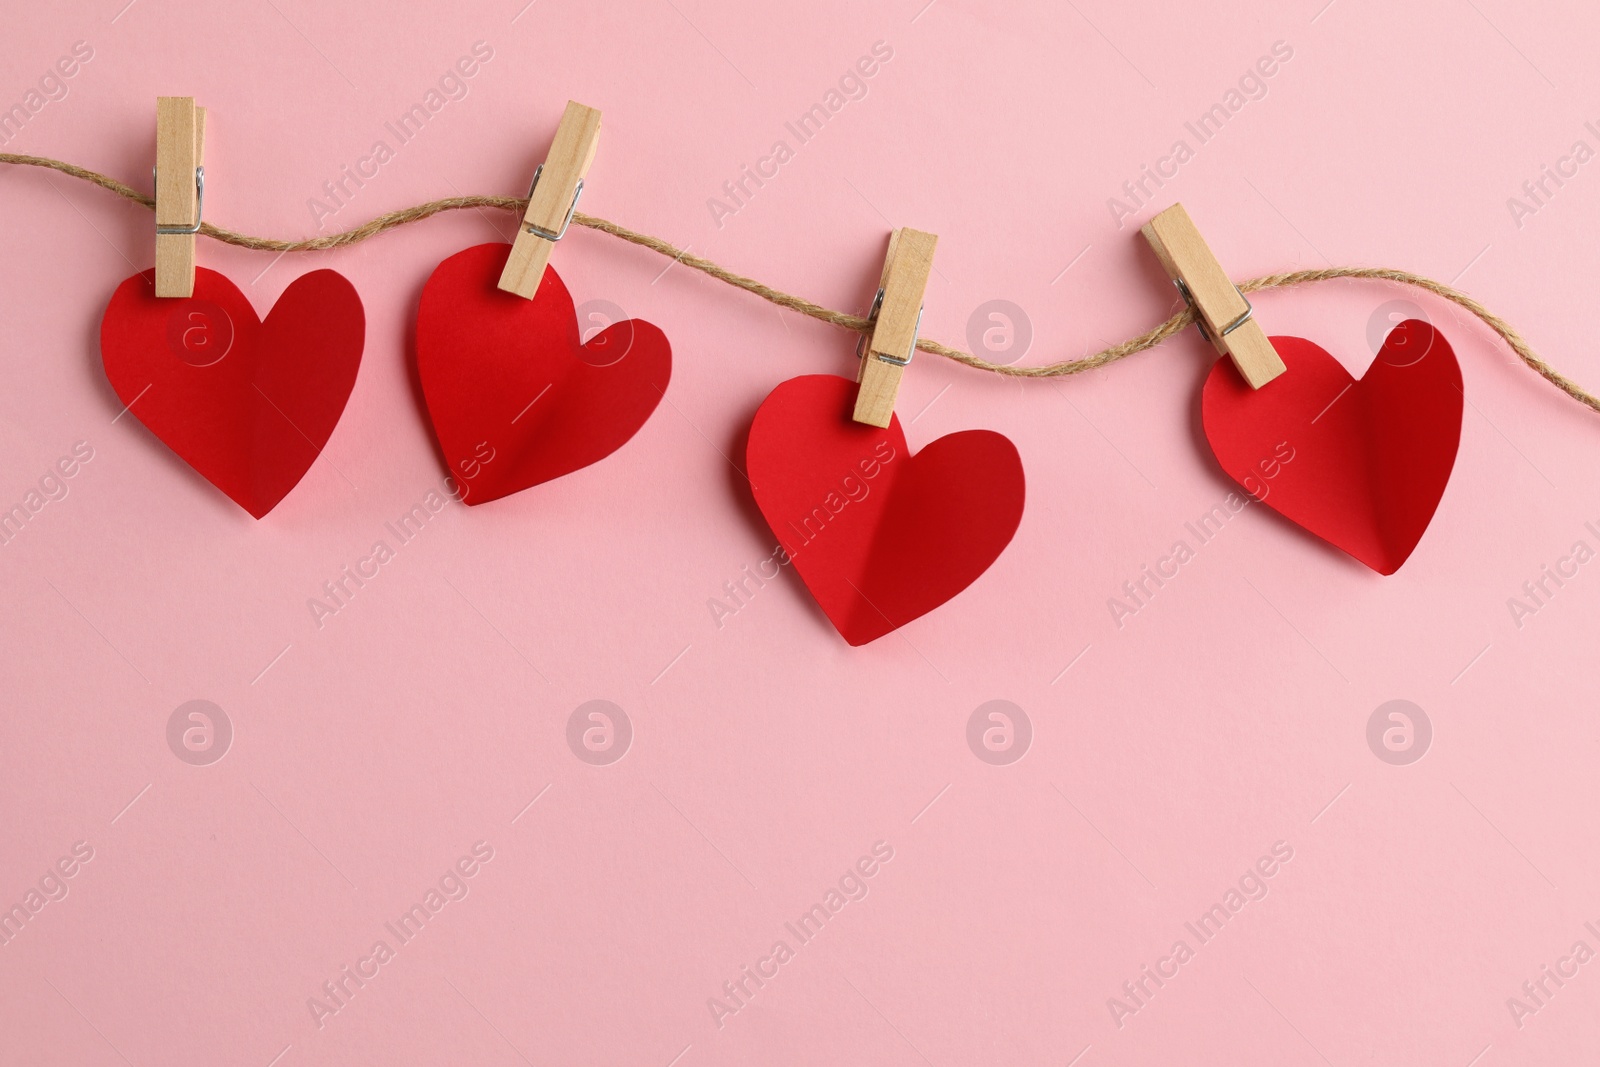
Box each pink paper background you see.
[3,1,1598,1063]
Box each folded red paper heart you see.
[100,267,365,518]
[1202,319,1462,574]
[415,243,672,504]
[746,374,1026,645]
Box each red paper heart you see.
[1201,319,1462,574]
[746,374,1025,645]
[101,267,364,518]
[415,243,672,504]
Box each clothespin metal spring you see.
[522,163,583,243]
[855,287,924,368]
[152,165,204,235]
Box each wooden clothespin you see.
[1141,203,1284,388]
[498,101,601,299]
[853,227,938,428]
[154,96,206,298]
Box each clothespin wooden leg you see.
[853,227,938,428]
[1141,203,1284,388]
[155,96,205,298]
[499,101,602,299]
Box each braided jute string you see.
[5,151,1597,415]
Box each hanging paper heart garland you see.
[1202,318,1462,574]
[101,267,365,518]
[746,374,1026,645]
[415,242,672,504]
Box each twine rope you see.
[4,150,1596,414]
